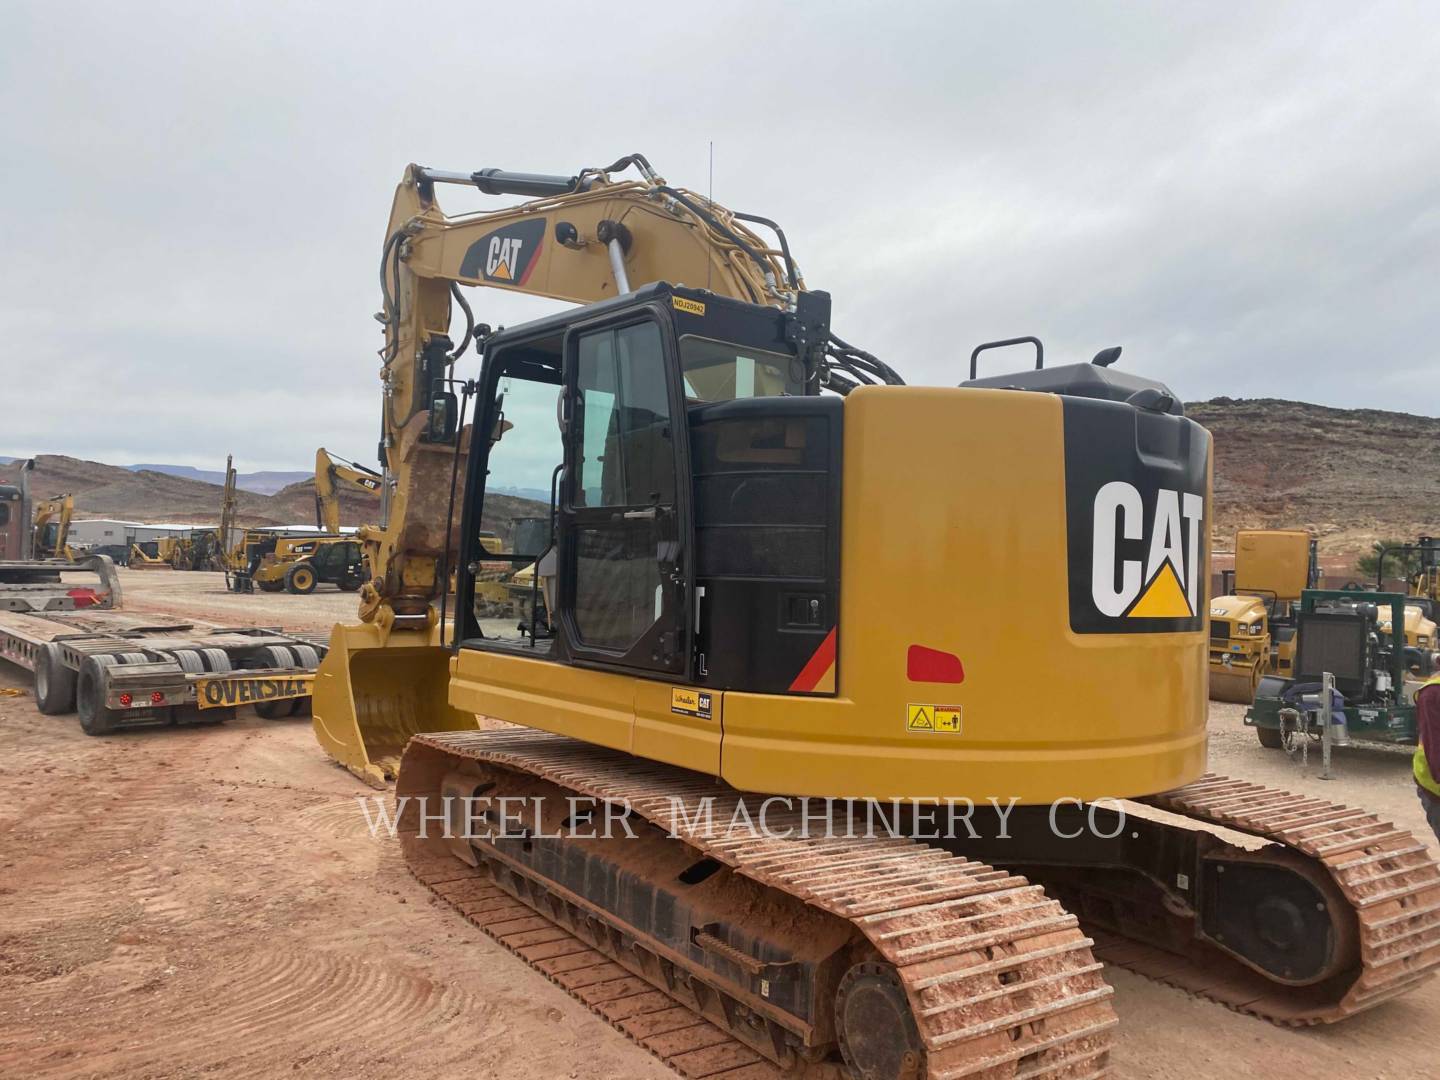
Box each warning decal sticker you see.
[906,703,963,734]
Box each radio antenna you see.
[707,140,714,293]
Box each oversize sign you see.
[196,673,314,710]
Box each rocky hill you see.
[0,454,544,537]
[0,455,374,528]
[8,398,1438,567]
[1188,398,1440,561]
[126,463,310,495]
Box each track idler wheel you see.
[835,961,924,1080]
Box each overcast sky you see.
[3,2,1437,470]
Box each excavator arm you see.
[314,448,382,534]
[361,154,897,632]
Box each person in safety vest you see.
[1414,674,1440,843]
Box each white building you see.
[67,519,215,549]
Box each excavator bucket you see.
[311,621,478,788]
[1208,659,1261,704]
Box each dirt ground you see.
[0,570,1435,1079]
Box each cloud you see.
[2,1,1437,470]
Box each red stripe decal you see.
[789,627,837,693]
[517,239,543,286]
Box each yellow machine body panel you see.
[1233,529,1311,601]
[449,386,1210,804]
[1379,604,1437,650]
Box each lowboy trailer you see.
[0,555,327,733]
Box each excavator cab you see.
[456,283,824,679]
[313,282,833,786]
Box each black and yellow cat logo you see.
[459,219,547,286]
[1063,399,1211,635]
[1091,481,1204,620]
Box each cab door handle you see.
[622,508,658,520]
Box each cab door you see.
[559,315,714,772]
[560,316,690,675]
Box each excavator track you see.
[1073,774,1440,1024]
[398,730,1117,1079]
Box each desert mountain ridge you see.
[0,455,310,496]
[0,455,374,529]
[1188,397,1440,560]
[5,396,1438,562]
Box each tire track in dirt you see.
[0,946,479,1078]
[293,795,393,842]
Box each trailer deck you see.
[0,556,328,732]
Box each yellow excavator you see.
[31,493,74,560]
[313,447,382,534]
[312,155,1440,1077]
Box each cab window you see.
[679,336,802,401]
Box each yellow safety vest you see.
[1414,675,1440,796]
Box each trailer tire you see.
[174,703,233,726]
[35,643,77,715]
[285,563,318,595]
[76,656,121,736]
[200,648,232,672]
[254,698,297,720]
[261,645,295,669]
[172,649,205,674]
[1256,725,1284,749]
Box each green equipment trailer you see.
[1245,589,1428,749]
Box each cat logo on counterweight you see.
[1091,481,1204,620]
[1062,398,1211,635]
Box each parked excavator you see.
[314,447,382,534]
[31,493,75,561]
[312,155,1440,1078]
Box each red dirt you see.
[0,575,1437,1078]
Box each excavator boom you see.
[314,447,382,534]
